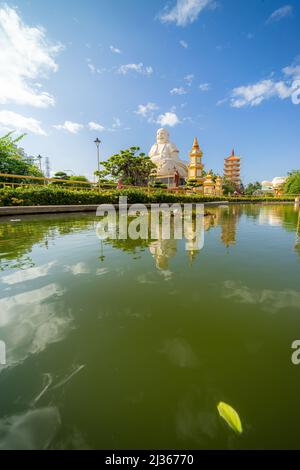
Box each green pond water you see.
[0,203,300,450]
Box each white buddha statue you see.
[149,128,188,179]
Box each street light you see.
[94,138,101,189]
[36,154,42,172]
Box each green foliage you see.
[284,170,300,195]
[0,132,43,182]
[53,171,69,179]
[222,178,239,195]
[68,175,91,188]
[0,186,294,207]
[244,181,262,195]
[153,181,167,189]
[186,179,197,187]
[0,131,26,159]
[95,146,156,186]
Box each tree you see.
[222,178,239,195]
[53,171,69,180]
[284,170,300,195]
[95,147,156,186]
[69,175,91,188]
[49,171,69,186]
[245,181,262,195]
[0,132,43,183]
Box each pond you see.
[0,203,300,449]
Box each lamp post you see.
[94,138,101,190]
[36,154,42,172]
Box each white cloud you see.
[198,82,211,91]
[135,102,159,123]
[267,5,293,23]
[170,86,187,95]
[0,5,62,108]
[180,40,188,48]
[184,74,194,86]
[112,117,121,128]
[86,58,104,74]
[157,111,180,127]
[88,121,105,132]
[87,62,96,73]
[159,0,216,27]
[117,63,153,76]
[110,45,121,54]
[136,102,159,117]
[283,63,300,80]
[230,79,293,108]
[0,110,46,135]
[53,121,84,134]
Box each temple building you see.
[224,149,241,187]
[187,137,204,183]
[261,177,286,195]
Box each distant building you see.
[224,149,241,187]
[261,177,286,195]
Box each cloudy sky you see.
[0,0,299,182]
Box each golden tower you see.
[188,137,204,182]
[215,175,223,196]
[203,171,215,195]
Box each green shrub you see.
[0,186,295,207]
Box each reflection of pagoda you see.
[220,208,240,248]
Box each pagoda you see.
[224,149,241,187]
[188,137,204,183]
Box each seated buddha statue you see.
[149,128,188,179]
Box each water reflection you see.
[1,205,299,275]
[0,283,72,368]
[0,407,60,450]
[0,204,299,450]
[223,280,300,313]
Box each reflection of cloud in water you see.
[223,280,300,313]
[137,270,172,284]
[64,262,90,275]
[137,274,157,284]
[159,270,173,281]
[176,391,219,446]
[161,338,198,368]
[0,284,72,367]
[1,261,57,285]
[0,407,60,450]
[96,268,109,276]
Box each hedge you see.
[0,186,296,207]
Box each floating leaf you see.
[217,401,243,434]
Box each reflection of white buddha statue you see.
[149,128,188,180]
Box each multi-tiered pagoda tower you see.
[224,149,241,187]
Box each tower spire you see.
[193,136,199,149]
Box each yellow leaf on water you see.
[217,401,243,434]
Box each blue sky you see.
[0,0,299,183]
